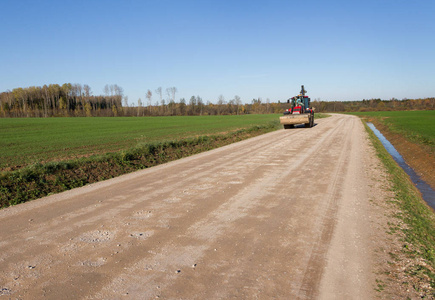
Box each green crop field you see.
[0,115,280,170]
[349,110,435,149]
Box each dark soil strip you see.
[0,122,279,209]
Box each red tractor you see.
[280,85,314,129]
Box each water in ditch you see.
[367,123,435,210]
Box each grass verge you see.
[0,121,280,209]
[315,113,331,119]
[364,121,435,297]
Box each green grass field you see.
[349,110,435,150]
[0,115,280,170]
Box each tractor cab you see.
[289,95,311,114]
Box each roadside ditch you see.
[367,122,435,210]
[363,120,435,298]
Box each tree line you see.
[0,83,124,118]
[311,97,435,112]
[0,84,278,117]
[0,83,433,118]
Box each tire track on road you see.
[298,116,355,299]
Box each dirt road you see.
[0,114,392,299]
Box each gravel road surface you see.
[0,114,391,299]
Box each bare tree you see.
[168,99,175,115]
[146,90,152,114]
[160,98,166,115]
[172,87,177,103]
[234,95,241,115]
[137,98,142,117]
[179,98,186,115]
[197,95,203,115]
[83,85,92,110]
[218,95,225,105]
[166,87,172,102]
[83,84,91,98]
[113,84,124,107]
[76,84,83,98]
[155,87,162,104]
[189,96,196,115]
[217,94,225,115]
[104,84,110,96]
[42,85,49,117]
[123,96,129,108]
[113,84,123,96]
[166,87,177,103]
[62,83,72,113]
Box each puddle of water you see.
[367,123,435,210]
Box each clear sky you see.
[1,0,434,104]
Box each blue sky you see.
[1,0,434,104]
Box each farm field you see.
[350,110,434,151]
[0,114,280,170]
[350,110,435,190]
